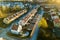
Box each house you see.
[53,18,60,27]
[3,9,27,24]
[49,9,56,15]
[11,24,22,34]
[51,16,59,20]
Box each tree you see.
[38,17,48,28]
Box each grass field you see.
[0,18,11,28]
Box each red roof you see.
[12,24,18,30]
[54,18,60,23]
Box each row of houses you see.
[11,9,37,34]
[10,8,38,35]
[3,9,27,24]
[19,8,37,26]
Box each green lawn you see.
[0,18,11,28]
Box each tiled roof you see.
[54,18,60,23]
[12,24,18,30]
